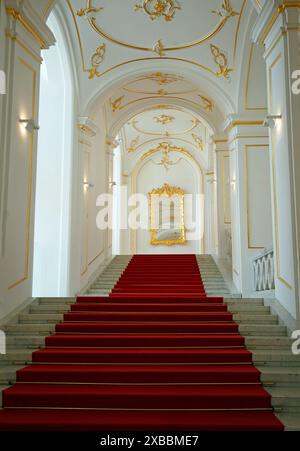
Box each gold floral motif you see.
[81,0,236,54]
[199,95,215,112]
[153,153,181,171]
[87,43,106,79]
[77,1,103,18]
[141,142,193,161]
[110,95,125,113]
[134,0,181,22]
[146,72,183,85]
[192,134,204,150]
[127,136,140,153]
[210,44,233,79]
[150,182,185,197]
[154,114,175,125]
[212,1,239,18]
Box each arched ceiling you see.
[119,105,213,173]
[30,1,257,119]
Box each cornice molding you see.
[78,117,98,137]
[5,0,56,49]
[252,1,300,45]
[223,114,265,133]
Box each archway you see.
[33,11,74,297]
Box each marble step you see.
[277,413,300,431]
[267,387,300,413]
[38,298,75,305]
[0,350,33,366]
[19,314,64,324]
[17,312,277,325]
[246,336,293,350]
[225,298,264,305]
[3,324,56,335]
[259,366,300,387]
[6,335,45,349]
[233,314,278,324]
[30,304,71,313]
[253,350,300,367]
[228,305,270,313]
[239,324,286,336]
[0,366,23,384]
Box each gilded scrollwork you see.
[154,114,175,125]
[210,44,233,79]
[134,0,181,22]
[199,95,215,112]
[110,95,125,113]
[87,43,106,79]
[76,0,242,56]
[212,1,239,18]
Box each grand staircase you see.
[0,255,299,430]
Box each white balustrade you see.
[253,247,275,292]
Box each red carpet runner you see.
[0,255,283,431]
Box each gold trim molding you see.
[6,8,47,49]
[77,0,240,54]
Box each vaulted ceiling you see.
[31,1,261,116]
[28,0,267,135]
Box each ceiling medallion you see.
[77,0,240,55]
[145,72,184,85]
[199,95,215,112]
[110,95,125,113]
[212,1,239,18]
[210,44,233,79]
[154,114,175,125]
[87,44,106,79]
[130,116,199,136]
[134,0,181,22]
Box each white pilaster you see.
[225,117,271,295]
[253,1,300,322]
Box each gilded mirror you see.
[149,183,186,246]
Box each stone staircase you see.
[85,255,132,296]
[196,255,231,296]
[0,255,299,430]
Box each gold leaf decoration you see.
[154,114,175,125]
[134,0,181,22]
[199,95,215,112]
[212,1,239,18]
[87,44,106,79]
[210,44,233,79]
[110,95,125,113]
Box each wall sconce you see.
[230,179,237,188]
[19,118,40,133]
[109,181,117,187]
[263,115,282,129]
[83,181,94,189]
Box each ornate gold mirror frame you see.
[149,183,186,246]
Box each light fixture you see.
[263,115,282,129]
[19,118,40,133]
[109,181,117,187]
